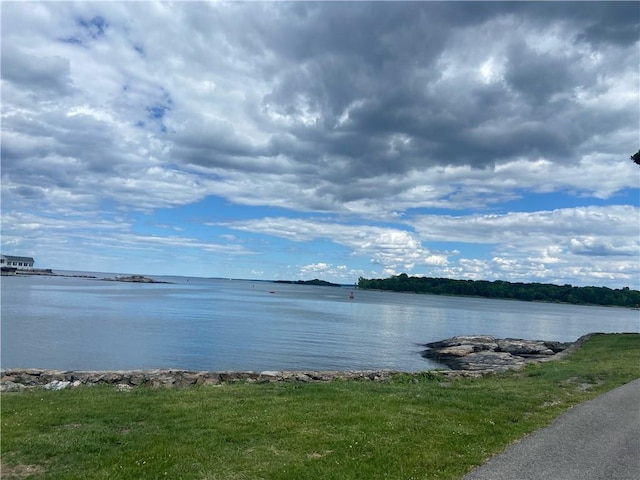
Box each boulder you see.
[496,339,555,356]
[425,335,497,349]
[453,352,526,371]
[422,335,573,372]
[437,345,476,357]
[44,380,71,391]
[543,340,574,353]
[0,381,28,392]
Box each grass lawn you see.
[1,333,639,479]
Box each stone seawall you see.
[0,369,406,392]
[0,334,600,392]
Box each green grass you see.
[2,333,639,479]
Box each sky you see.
[1,1,639,288]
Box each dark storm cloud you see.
[168,2,455,174]
[504,42,578,103]
[569,2,640,46]
[468,1,640,47]
[166,1,638,185]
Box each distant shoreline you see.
[5,271,171,283]
[101,275,172,284]
[6,271,638,308]
[273,278,344,287]
[6,269,98,279]
[358,275,640,308]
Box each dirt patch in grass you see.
[1,462,46,479]
[307,450,334,459]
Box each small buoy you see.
[349,291,354,299]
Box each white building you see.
[0,255,35,270]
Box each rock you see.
[425,335,497,349]
[201,373,221,385]
[44,380,71,391]
[438,345,476,357]
[101,275,171,284]
[128,373,146,386]
[173,371,202,388]
[13,373,41,386]
[454,352,526,371]
[422,335,573,372]
[543,340,574,353]
[0,381,28,392]
[496,339,554,356]
[147,374,176,388]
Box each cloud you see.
[1,210,255,277]
[298,262,362,282]
[411,205,640,285]
[1,45,75,97]
[3,1,638,216]
[1,2,638,287]
[221,217,449,275]
[411,205,639,246]
[222,205,639,286]
[568,238,638,257]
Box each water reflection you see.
[2,275,638,371]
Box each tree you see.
[631,150,640,167]
[356,274,640,306]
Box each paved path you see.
[464,378,640,480]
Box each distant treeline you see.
[357,274,640,307]
[273,279,342,287]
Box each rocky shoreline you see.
[101,275,171,284]
[0,334,598,392]
[420,335,581,371]
[7,271,168,283]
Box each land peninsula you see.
[273,278,343,287]
[357,274,640,307]
[102,275,171,284]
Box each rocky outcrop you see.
[422,335,574,372]
[101,275,170,284]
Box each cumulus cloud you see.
[298,263,362,283]
[3,2,638,214]
[1,2,638,286]
[411,206,639,246]
[221,217,449,275]
[410,205,640,285]
[222,205,639,286]
[1,45,75,97]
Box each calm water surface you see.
[2,273,638,371]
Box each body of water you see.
[1,273,638,372]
